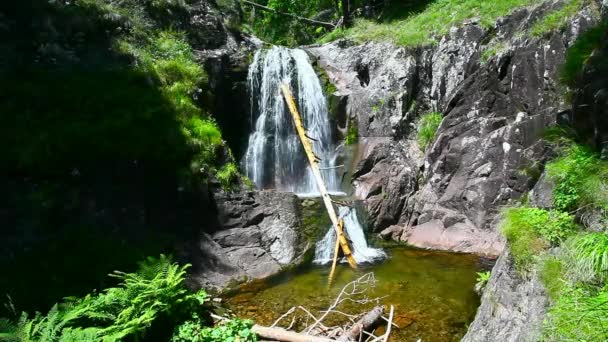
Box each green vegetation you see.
[540,256,566,300]
[172,316,256,342]
[320,0,537,47]
[475,271,491,290]
[480,42,506,64]
[417,112,443,151]
[530,0,585,37]
[345,120,359,145]
[216,163,240,190]
[0,255,254,341]
[561,19,608,85]
[546,143,608,212]
[501,207,577,272]
[543,285,608,341]
[563,233,608,285]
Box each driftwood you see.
[253,325,335,342]
[337,306,383,341]
[242,0,336,29]
[281,84,357,280]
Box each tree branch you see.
[242,0,336,29]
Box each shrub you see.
[216,163,240,190]
[563,233,608,285]
[543,285,608,341]
[417,112,443,151]
[561,20,607,85]
[530,0,584,37]
[501,207,577,272]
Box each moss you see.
[300,199,332,244]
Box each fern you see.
[3,255,208,342]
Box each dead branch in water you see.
[256,273,395,341]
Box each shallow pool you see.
[225,247,484,341]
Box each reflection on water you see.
[225,247,483,342]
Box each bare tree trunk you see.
[341,0,351,26]
[337,306,384,341]
[253,325,335,342]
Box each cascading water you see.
[314,206,387,264]
[243,46,341,196]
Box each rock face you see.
[309,0,600,256]
[186,190,307,290]
[461,250,549,342]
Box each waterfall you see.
[243,46,341,196]
[314,206,387,264]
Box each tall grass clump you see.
[320,0,537,47]
[562,233,608,285]
[530,0,585,37]
[501,207,577,272]
[543,285,608,341]
[417,112,443,151]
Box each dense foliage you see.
[501,207,577,272]
[0,255,256,342]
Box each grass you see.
[563,233,608,285]
[417,112,443,151]
[540,256,567,300]
[319,0,538,47]
[530,0,585,37]
[546,143,608,213]
[543,285,608,341]
[216,163,240,190]
[481,42,506,63]
[501,207,577,273]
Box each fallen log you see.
[281,84,357,277]
[337,306,384,341]
[253,325,335,342]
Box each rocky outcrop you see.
[186,190,308,290]
[310,0,600,256]
[461,250,549,342]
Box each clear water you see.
[225,247,482,342]
[314,206,387,264]
[243,46,341,195]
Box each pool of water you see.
[224,247,484,341]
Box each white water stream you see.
[244,46,384,264]
[314,206,387,264]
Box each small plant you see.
[416,112,443,151]
[345,121,358,145]
[475,271,491,292]
[173,316,257,342]
[563,233,608,285]
[216,163,240,190]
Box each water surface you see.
[225,247,482,341]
